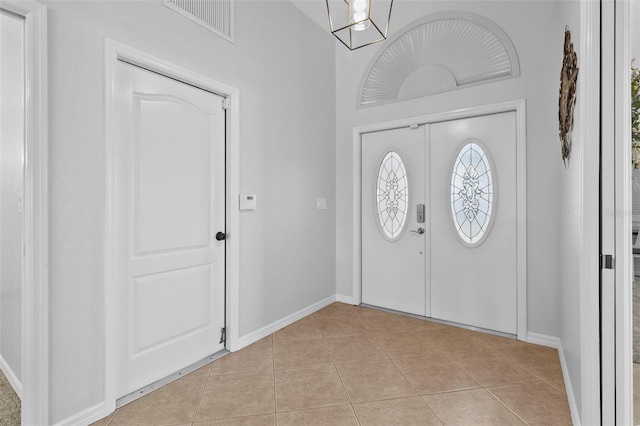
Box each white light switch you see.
[316,198,327,210]
[240,194,257,210]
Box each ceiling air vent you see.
[163,0,234,43]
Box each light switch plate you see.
[240,194,257,210]
[317,198,327,210]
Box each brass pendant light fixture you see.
[326,0,393,50]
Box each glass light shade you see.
[326,0,393,50]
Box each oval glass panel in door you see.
[450,142,494,246]
[376,151,409,240]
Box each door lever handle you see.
[411,227,425,235]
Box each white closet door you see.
[115,61,226,397]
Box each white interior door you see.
[361,126,428,316]
[430,112,517,334]
[115,60,226,397]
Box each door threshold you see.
[116,348,229,408]
[359,303,517,340]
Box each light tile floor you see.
[634,363,640,425]
[93,303,572,425]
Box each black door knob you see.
[215,232,227,241]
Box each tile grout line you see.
[346,305,365,426]
[387,353,424,398]
[279,310,357,423]
[484,385,533,425]
[540,376,568,394]
[350,307,452,424]
[105,409,117,426]
[346,305,429,425]
[370,320,503,425]
[270,333,277,425]
[97,304,570,425]
[420,395,447,426]
[191,373,212,424]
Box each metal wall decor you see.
[326,0,393,50]
[559,27,579,166]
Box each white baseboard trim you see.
[335,294,356,305]
[234,295,336,351]
[525,333,580,425]
[526,332,560,349]
[557,340,581,426]
[0,354,22,399]
[52,402,106,426]
[69,295,340,425]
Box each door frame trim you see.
[614,0,632,421]
[609,0,632,422]
[103,38,240,416]
[1,1,49,424]
[352,99,527,340]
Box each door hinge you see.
[219,327,226,344]
[222,98,230,110]
[600,253,615,270]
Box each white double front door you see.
[114,60,226,397]
[362,112,518,335]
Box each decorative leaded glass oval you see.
[376,151,409,240]
[450,142,494,245]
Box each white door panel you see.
[360,112,519,335]
[361,126,427,316]
[115,61,225,397]
[133,265,212,352]
[430,112,517,334]
[134,95,213,254]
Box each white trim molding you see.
[0,1,49,424]
[558,340,582,426]
[352,100,527,340]
[526,332,559,349]
[52,403,106,426]
[0,354,22,398]
[235,296,335,350]
[577,1,602,425]
[335,294,356,305]
[103,38,240,418]
[524,334,580,425]
[613,1,633,424]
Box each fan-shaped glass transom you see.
[376,151,409,240]
[359,12,520,107]
[450,142,494,245]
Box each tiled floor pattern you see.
[93,303,572,425]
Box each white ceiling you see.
[288,0,330,32]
